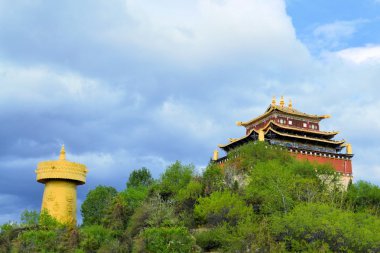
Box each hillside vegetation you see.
[2,142,380,252]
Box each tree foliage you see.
[126,167,154,188]
[195,191,252,226]
[271,203,380,252]
[20,210,39,226]
[2,142,380,252]
[81,185,118,226]
[140,226,196,253]
[346,180,380,215]
[158,161,194,199]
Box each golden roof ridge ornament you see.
[289,99,293,109]
[279,96,284,107]
[272,96,276,106]
[59,145,66,160]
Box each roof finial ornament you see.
[280,96,285,107]
[289,99,293,109]
[272,96,276,106]
[212,150,219,161]
[59,145,66,160]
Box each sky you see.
[1,0,380,224]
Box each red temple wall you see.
[293,153,352,174]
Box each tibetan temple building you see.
[212,96,353,187]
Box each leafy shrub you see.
[39,210,61,229]
[158,161,194,200]
[227,142,292,171]
[347,180,380,215]
[127,167,154,188]
[20,210,39,226]
[127,194,179,237]
[194,191,252,226]
[202,164,225,194]
[271,203,380,252]
[120,185,149,211]
[194,227,225,251]
[79,225,114,252]
[176,179,203,211]
[142,226,196,253]
[81,185,117,226]
[17,229,62,252]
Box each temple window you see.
[303,122,307,127]
[289,120,293,125]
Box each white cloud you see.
[117,0,309,66]
[0,62,125,112]
[311,20,366,49]
[155,99,220,140]
[69,149,172,181]
[336,45,380,64]
[358,165,380,183]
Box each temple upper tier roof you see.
[237,98,330,127]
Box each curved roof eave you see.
[238,105,330,127]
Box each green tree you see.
[194,191,252,226]
[0,222,19,252]
[20,210,39,226]
[227,142,292,171]
[81,185,117,226]
[141,226,196,253]
[202,164,225,194]
[159,161,194,199]
[79,225,115,252]
[102,185,151,231]
[195,220,260,252]
[127,167,154,188]
[271,203,380,252]
[17,229,60,252]
[127,195,179,237]
[120,185,149,211]
[176,179,203,211]
[245,160,297,215]
[38,209,61,229]
[103,194,130,230]
[346,180,380,215]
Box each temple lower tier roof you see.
[257,120,338,139]
[219,127,347,153]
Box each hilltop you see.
[1,142,380,252]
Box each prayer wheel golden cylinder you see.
[35,146,88,224]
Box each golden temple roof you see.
[218,128,257,148]
[237,99,330,127]
[218,126,344,149]
[266,128,345,145]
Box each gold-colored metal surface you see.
[36,146,87,224]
